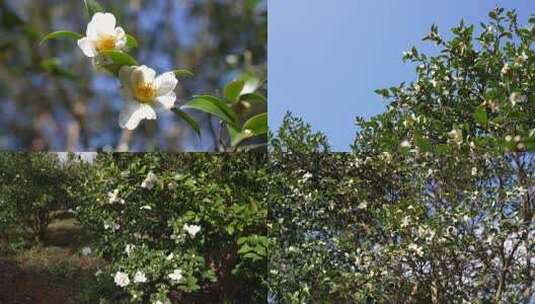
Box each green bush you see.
[76,153,268,303]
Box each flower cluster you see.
[76,13,179,130]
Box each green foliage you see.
[355,7,535,154]
[270,112,330,154]
[75,153,268,303]
[270,8,535,304]
[0,153,84,243]
[182,73,268,150]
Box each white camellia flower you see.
[118,65,178,130]
[400,139,411,148]
[408,243,423,257]
[108,189,125,204]
[501,63,510,76]
[448,128,463,145]
[125,244,135,256]
[81,246,92,256]
[183,224,201,238]
[77,13,127,58]
[168,269,183,282]
[509,92,527,106]
[357,201,368,210]
[133,271,147,283]
[167,181,178,191]
[114,271,130,287]
[141,171,158,189]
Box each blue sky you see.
[269,0,534,151]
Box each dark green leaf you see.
[40,31,82,45]
[172,69,195,78]
[240,93,266,104]
[171,108,201,136]
[84,0,104,17]
[474,106,488,127]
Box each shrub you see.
[76,153,268,303]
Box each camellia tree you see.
[269,8,534,304]
[40,0,267,151]
[75,153,268,303]
[364,7,534,155]
[0,153,79,243]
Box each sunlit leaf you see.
[243,113,268,135]
[182,96,238,128]
[230,113,267,147]
[126,35,138,49]
[224,80,245,103]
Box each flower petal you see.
[114,27,127,50]
[155,92,176,110]
[119,102,157,130]
[155,72,178,96]
[87,13,117,37]
[77,38,98,58]
[131,66,156,87]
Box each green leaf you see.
[100,64,123,76]
[224,80,245,103]
[100,50,138,66]
[172,69,195,78]
[181,96,238,128]
[375,88,391,99]
[84,0,104,17]
[243,113,268,135]
[474,106,488,127]
[171,108,201,136]
[230,113,268,147]
[240,93,266,104]
[125,35,138,49]
[414,135,432,152]
[40,31,82,45]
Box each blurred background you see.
[0,0,267,151]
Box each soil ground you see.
[0,218,102,304]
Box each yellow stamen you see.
[96,35,117,52]
[134,83,157,103]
